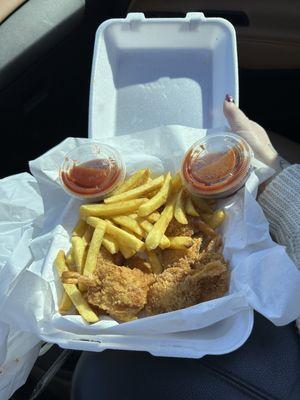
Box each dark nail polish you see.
[225,94,235,103]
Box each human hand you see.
[223,95,281,172]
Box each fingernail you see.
[225,94,235,103]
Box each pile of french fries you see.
[55,168,225,323]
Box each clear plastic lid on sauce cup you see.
[181,133,253,199]
[59,142,126,200]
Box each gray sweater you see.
[259,164,300,268]
[259,164,300,330]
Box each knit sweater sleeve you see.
[258,164,300,268]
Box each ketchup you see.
[61,159,120,195]
[182,143,250,194]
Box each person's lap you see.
[71,313,300,400]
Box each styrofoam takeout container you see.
[86,13,252,357]
[89,12,238,138]
[43,309,253,359]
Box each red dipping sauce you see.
[61,159,121,195]
[181,134,253,199]
[59,143,125,199]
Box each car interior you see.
[1,1,300,399]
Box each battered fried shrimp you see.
[185,261,229,303]
[63,261,155,322]
[145,261,229,316]
[86,261,155,322]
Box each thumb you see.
[223,99,252,133]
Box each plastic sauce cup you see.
[181,133,253,199]
[59,142,126,200]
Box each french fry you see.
[102,234,119,254]
[200,213,211,224]
[105,220,144,251]
[174,188,188,224]
[80,198,148,218]
[209,209,226,229]
[192,218,217,237]
[168,236,194,250]
[128,213,138,219]
[104,175,164,204]
[145,193,176,250]
[139,220,170,249]
[171,172,182,192]
[147,211,160,223]
[83,221,106,277]
[111,215,144,237]
[66,252,74,269]
[86,216,104,228]
[122,226,144,240]
[206,235,222,252]
[185,195,199,217]
[191,196,213,214]
[146,188,160,198]
[138,172,172,217]
[71,236,87,274]
[87,218,132,251]
[59,254,73,312]
[112,168,150,195]
[54,250,99,323]
[118,242,137,259]
[82,225,93,245]
[72,219,87,237]
[59,291,73,314]
[147,250,163,274]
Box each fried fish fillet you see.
[145,260,229,316]
[85,259,155,322]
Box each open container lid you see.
[89,12,238,139]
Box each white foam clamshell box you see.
[89,12,238,137]
[87,13,252,358]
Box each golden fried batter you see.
[166,218,194,237]
[97,248,125,266]
[197,252,225,266]
[145,260,229,316]
[161,238,203,269]
[86,261,155,322]
[97,247,115,265]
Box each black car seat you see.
[72,313,300,400]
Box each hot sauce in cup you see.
[181,133,253,199]
[60,143,125,199]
